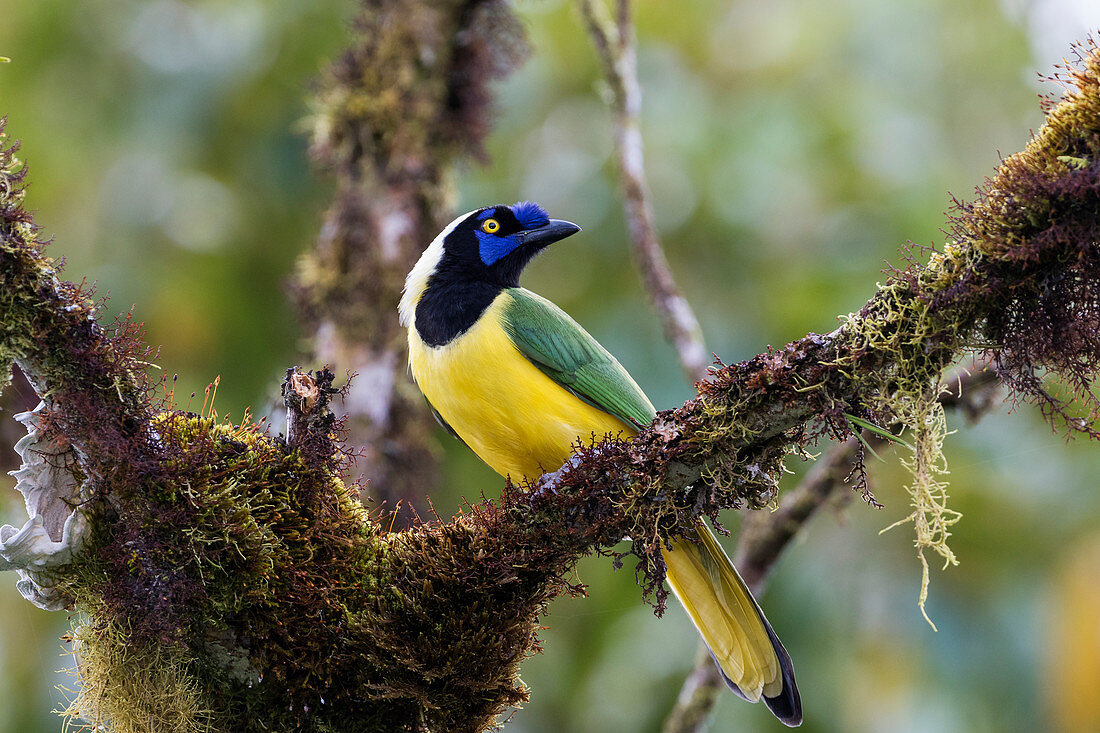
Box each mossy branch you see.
[0,121,162,497]
[662,361,1001,733]
[3,32,1100,733]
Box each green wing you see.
[501,288,657,429]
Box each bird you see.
[399,201,802,726]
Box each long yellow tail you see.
[663,520,802,726]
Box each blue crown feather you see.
[511,201,549,230]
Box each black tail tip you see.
[762,626,802,727]
[759,592,802,726]
[711,651,803,727]
[764,685,803,727]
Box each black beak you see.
[516,219,581,249]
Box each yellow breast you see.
[407,291,635,481]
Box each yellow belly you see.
[407,291,634,480]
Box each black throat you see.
[414,276,503,347]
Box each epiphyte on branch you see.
[1,401,88,611]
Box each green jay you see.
[400,201,801,726]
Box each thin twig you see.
[578,0,709,382]
[660,645,723,733]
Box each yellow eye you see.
[482,218,500,234]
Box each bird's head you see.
[400,202,580,326]
[442,201,580,285]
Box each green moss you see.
[56,409,552,732]
[59,412,383,732]
[832,280,966,619]
[0,127,55,373]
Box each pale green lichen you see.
[61,619,215,733]
[878,389,961,629]
[832,242,981,621]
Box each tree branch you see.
[662,362,1001,732]
[3,24,1100,733]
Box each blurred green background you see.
[2,0,1100,731]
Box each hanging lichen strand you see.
[4,36,1100,733]
[837,42,1100,616]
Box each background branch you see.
[578,4,720,718]
[293,0,528,526]
[577,0,709,382]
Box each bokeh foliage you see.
[2,1,1100,732]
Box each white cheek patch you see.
[399,211,470,328]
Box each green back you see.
[501,288,656,429]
